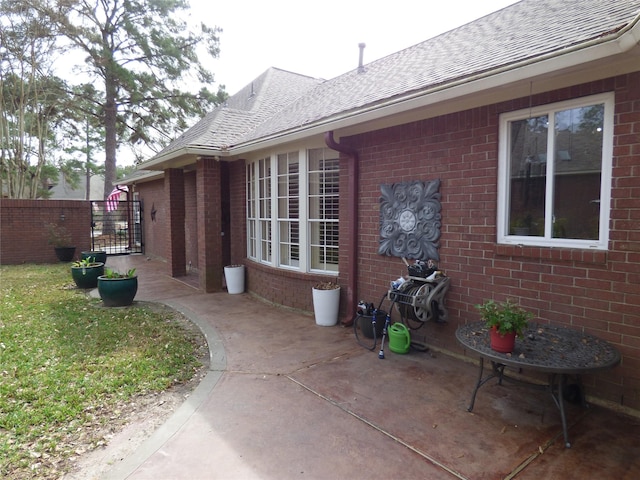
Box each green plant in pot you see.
[81,250,107,264]
[97,268,138,307]
[46,223,76,262]
[476,299,533,353]
[510,213,533,236]
[70,257,105,289]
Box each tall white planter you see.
[312,286,341,326]
[224,265,245,294]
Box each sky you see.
[191,0,521,95]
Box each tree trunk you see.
[102,71,118,236]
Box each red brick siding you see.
[184,172,198,270]
[0,199,92,264]
[228,161,246,266]
[197,158,223,292]
[333,72,639,410]
[165,169,186,276]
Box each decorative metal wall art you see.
[379,179,442,260]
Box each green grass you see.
[0,264,206,479]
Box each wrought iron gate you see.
[90,200,143,255]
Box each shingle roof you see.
[145,0,640,165]
[241,0,640,143]
[154,68,323,157]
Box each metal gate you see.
[90,200,143,255]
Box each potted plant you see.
[81,250,107,265]
[46,223,76,262]
[97,268,138,307]
[71,257,105,289]
[312,281,340,326]
[510,213,533,236]
[475,299,533,353]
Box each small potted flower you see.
[71,256,105,289]
[475,299,533,353]
[312,281,341,326]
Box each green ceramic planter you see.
[71,263,105,289]
[81,251,107,264]
[54,246,76,262]
[97,276,138,307]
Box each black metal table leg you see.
[557,374,571,448]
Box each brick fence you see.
[0,199,92,264]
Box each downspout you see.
[325,131,358,326]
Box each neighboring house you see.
[126,0,640,412]
[49,174,105,201]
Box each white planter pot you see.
[224,265,245,294]
[312,286,341,326]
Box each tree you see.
[33,0,227,201]
[0,1,71,198]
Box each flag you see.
[106,185,128,212]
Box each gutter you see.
[324,131,358,326]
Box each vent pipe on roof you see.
[358,43,366,73]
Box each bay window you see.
[247,147,340,274]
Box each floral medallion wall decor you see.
[379,179,442,260]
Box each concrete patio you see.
[96,255,639,480]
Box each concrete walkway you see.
[100,256,640,480]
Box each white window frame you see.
[246,147,339,275]
[277,151,301,269]
[497,92,614,250]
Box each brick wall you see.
[165,169,186,276]
[228,161,246,266]
[340,72,640,410]
[0,199,92,264]
[197,158,223,292]
[184,172,198,270]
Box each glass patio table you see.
[456,321,621,448]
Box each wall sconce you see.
[60,210,65,221]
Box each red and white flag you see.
[106,185,128,212]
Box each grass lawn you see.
[0,263,207,479]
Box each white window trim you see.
[274,150,304,271]
[497,92,614,250]
[246,148,338,275]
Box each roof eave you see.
[142,145,230,171]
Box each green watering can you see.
[388,323,411,354]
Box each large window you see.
[247,147,340,273]
[246,157,273,263]
[497,93,613,250]
[277,151,300,268]
[308,148,340,272]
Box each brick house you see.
[125,0,640,411]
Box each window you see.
[277,151,300,268]
[247,147,340,274]
[497,93,613,250]
[246,157,272,264]
[308,148,340,272]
